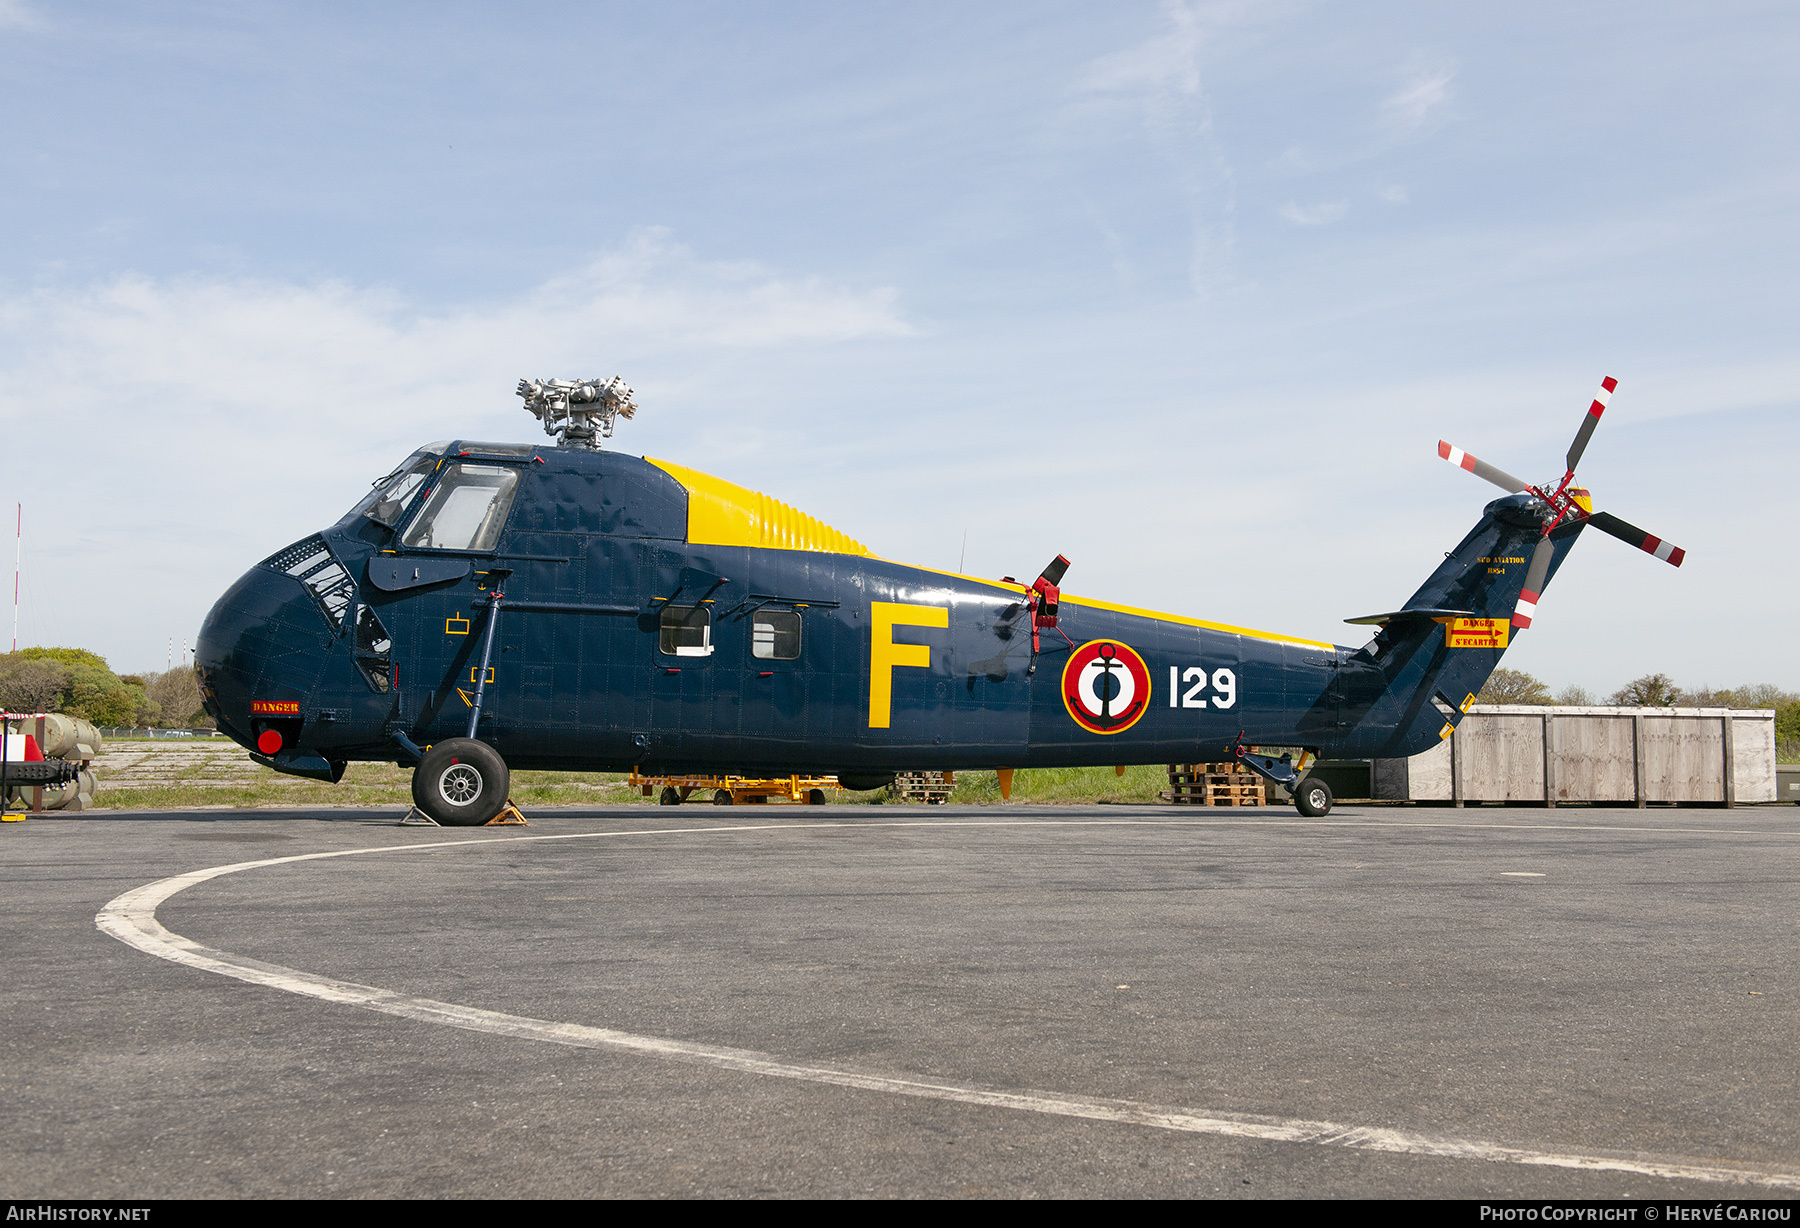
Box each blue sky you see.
[2,1,1795,694]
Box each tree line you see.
[1476,668,1800,755]
[0,648,208,728]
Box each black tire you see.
[658,786,681,806]
[412,738,509,826]
[1294,774,1333,818]
[806,788,826,806]
[713,789,734,805]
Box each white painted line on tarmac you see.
[1501,872,1546,877]
[96,821,1800,1191]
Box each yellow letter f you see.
[868,601,948,728]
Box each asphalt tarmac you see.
[3,802,1797,1199]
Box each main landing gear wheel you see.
[713,789,734,805]
[658,786,681,806]
[1294,775,1333,818]
[411,738,509,827]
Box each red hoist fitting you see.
[1026,554,1073,654]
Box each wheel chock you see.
[397,807,440,826]
[486,798,529,826]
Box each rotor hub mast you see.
[517,376,638,449]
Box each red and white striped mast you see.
[10,503,19,653]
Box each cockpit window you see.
[400,463,520,552]
[356,457,436,527]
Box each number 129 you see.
[1170,666,1236,709]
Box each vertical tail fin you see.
[1315,494,1582,758]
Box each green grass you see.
[79,758,1188,811]
[86,760,652,811]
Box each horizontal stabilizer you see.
[1344,607,1477,627]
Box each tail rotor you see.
[1437,377,1684,630]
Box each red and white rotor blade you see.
[1565,376,1617,472]
[1587,511,1686,567]
[1511,535,1556,629]
[1438,441,1531,495]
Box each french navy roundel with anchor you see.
[1060,639,1152,735]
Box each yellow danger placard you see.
[1446,618,1509,649]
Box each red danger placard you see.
[1060,639,1152,735]
[251,700,300,715]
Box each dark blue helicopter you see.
[195,376,1683,825]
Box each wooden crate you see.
[1162,762,1265,806]
[1371,705,1778,807]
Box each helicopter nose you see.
[196,544,343,747]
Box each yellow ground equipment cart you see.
[629,770,838,806]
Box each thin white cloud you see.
[522,229,913,349]
[1379,185,1410,205]
[1279,200,1350,226]
[0,227,911,430]
[1383,63,1456,130]
[1079,0,1212,95]
[1065,2,1257,293]
[0,0,40,29]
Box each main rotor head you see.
[517,376,637,449]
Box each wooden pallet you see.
[1162,762,1266,807]
[893,771,954,805]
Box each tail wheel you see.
[1294,775,1333,818]
[658,786,681,806]
[412,738,509,826]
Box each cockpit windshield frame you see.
[354,455,438,528]
[397,462,522,553]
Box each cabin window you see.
[752,609,801,660]
[400,464,519,552]
[658,604,713,656]
[357,458,435,527]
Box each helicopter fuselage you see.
[196,441,1579,783]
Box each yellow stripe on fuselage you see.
[1060,593,1337,649]
[903,564,1336,650]
[645,457,1335,651]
